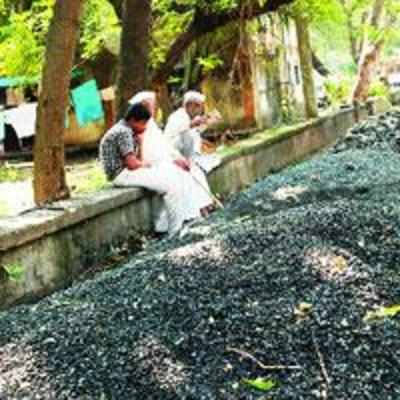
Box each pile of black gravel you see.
[1,124,400,399]
[332,109,400,153]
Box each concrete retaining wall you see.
[391,90,400,106]
[0,104,377,309]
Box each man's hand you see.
[174,158,191,172]
[125,153,151,170]
[136,133,146,145]
[141,161,152,168]
[190,115,207,128]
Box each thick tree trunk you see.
[155,82,173,123]
[239,46,256,126]
[33,0,83,205]
[116,0,151,118]
[351,39,385,103]
[294,15,318,119]
[351,0,386,103]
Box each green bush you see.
[0,166,30,183]
[324,79,351,106]
[4,263,25,282]
[368,81,390,100]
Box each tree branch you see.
[151,0,294,86]
[312,52,330,77]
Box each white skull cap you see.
[183,91,206,105]
[129,91,156,105]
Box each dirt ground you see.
[0,154,108,217]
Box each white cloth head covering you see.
[128,91,175,164]
[183,91,205,105]
[128,91,156,105]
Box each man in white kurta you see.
[164,91,220,213]
[128,91,212,232]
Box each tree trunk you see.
[351,39,385,103]
[239,45,256,126]
[116,0,151,118]
[155,82,173,123]
[294,15,318,119]
[33,0,83,205]
[347,12,359,64]
[351,0,386,103]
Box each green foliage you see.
[3,263,25,282]
[290,0,345,24]
[0,0,119,78]
[69,163,109,194]
[80,0,120,59]
[324,78,352,105]
[0,165,30,182]
[197,54,224,73]
[0,200,8,216]
[149,0,266,70]
[368,80,390,99]
[150,10,192,69]
[167,75,184,84]
[0,0,398,97]
[0,0,53,77]
[309,0,399,80]
[153,0,240,14]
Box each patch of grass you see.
[0,165,31,183]
[69,162,110,194]
[216,121,310,159]
[0,200,9,216]
[3,263,25,282]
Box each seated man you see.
[99,103,200,236]
[164,91,221,214]
[165,91,221,169]
[164,91,207,160]
[128,91,183,165]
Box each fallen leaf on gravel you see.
[294,302,313,322]
[364,305,400,322]
[242,377,278,392]
[331,256,348,275]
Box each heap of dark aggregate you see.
[332,109,400,153]
[1,124,400,399]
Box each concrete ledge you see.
[0,102,384,309]
[0,188,146,251]
[208,106,368,195]
[391,90,400,106]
